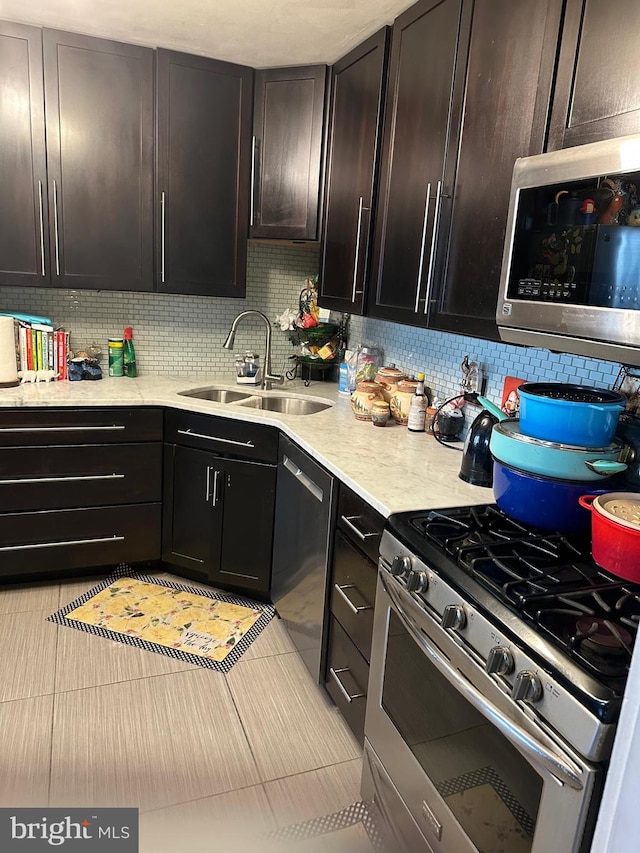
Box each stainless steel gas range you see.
[362,505,639,853]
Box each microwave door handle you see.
[380,574,584,791]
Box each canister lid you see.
[595,493,640,530]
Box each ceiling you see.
[0,0,415,67]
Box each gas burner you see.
[575,616,634,657]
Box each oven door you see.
[363,571,600,853]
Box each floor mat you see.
[266,801,387,852]
[48,569,274,673]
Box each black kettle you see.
[459,408,498,487]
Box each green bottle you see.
[123,326,137,377]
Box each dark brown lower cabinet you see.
[0,407,163,581]
[324,484,384,743]
[162,443,275,597]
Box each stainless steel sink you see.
[178,387,253,403]
[235,396,332,415]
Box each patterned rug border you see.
[267,800,386,851]
[47,565,275,673]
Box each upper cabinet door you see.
[548,0,640,150]
[157,50,252,297]
[0,22,49,287]
[43,30,154,291]
[368,0,464,326]
[429,0,563,341]
[318,29,389,315]
[251,65,327,240]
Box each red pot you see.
[579,493,640,582]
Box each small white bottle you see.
[407,372,427,432]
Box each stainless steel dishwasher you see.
[271,435,335,682]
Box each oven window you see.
[383,611,543,851]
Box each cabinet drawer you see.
[325,616,369,745]
[337,483,385,562]
[165,409,278,463]
[0,408,163,446]
[0,503,161,578]
[0,443,162,511]
[331,530,376,663]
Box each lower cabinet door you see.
[162,444,222,577]
[216,457,275,596]
[0,503,161,578]
[325,616,369,745]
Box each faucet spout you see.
[222,310,283,391]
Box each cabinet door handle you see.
[329,667,365,703]
[340,514,379,541]
[250,136,257,226]
[177,429,254,449]
[0,534,125,552]
[38,180,46,276]
[205,466,212,502]
[334,583,373,615]
[211,469,220,507]
[283,455,323,502]
[414,181,432,311]
[351,196,369,301]
[53,179,60,276]
[0,425,126,434]
[424,180,443,313]
[160,191,166,283]
[0,474,125,485]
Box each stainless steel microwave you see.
[497,134,640,366]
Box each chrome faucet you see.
[222,310,284,391]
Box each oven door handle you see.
[381,573,584,791]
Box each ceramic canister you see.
[351,381,385,421]
[390,379,419,425]
[374,365,407,403]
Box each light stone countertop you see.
[0,374,492,517]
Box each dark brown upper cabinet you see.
[429,0,563,340]
[548,0,640,150]
[156,50,253,297]
[368,0,563,340]
[250,65,327,240]
[0,22,49,288]
[318,29,389,315]
[368,0,465,327]
[43,29,154,292]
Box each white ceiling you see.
[0,0,415,67]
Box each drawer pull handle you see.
[0,534,125,552]
[340,515,379,541]
[0,425,126,433]
[177,429,254,449]
[334,583,372,615]
[329,667,365,703]
[0,474,125,485]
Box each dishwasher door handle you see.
[282,455,324,502]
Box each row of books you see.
[15,321,69,379]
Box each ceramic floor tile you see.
[54,623,199,693]
[58,574,108,608]
[227,654,362,782]
[0,609,58,702]
[264,760,363,828]
[139,784,275,852]
[0,694,53,807]
[0,580,60,615]
[49,669,261,811]
[242,615,297,661]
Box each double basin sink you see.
[178,386,333,416]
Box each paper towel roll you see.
[0,316,19,387]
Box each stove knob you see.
[406,570,429,593]
[390,555,412,578]
[441,604,466,630]
[486,646,515,676]
[512,671,543,703]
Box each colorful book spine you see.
[25,328,34,371]
[31,329,37,369]
[56,331,66,380]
